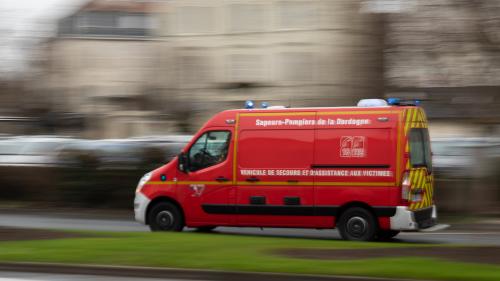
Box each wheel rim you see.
[156,210,174,229]
[346,216,368,238]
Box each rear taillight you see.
[401,171,410,205]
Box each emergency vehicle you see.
[134,98,438,241]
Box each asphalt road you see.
[1,212,500,245]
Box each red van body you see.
[134,102,437,240]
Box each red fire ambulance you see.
[134,99,438,241]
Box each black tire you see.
[148,202,184,232]
[195,226,217,232]
[377,230,400,240]
[337,207,378,241]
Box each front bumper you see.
[390,205,437,231]
[134,192,151,224]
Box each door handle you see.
[215,176,229,182]
[246,177,260,182]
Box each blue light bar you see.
[387,98,400,105]
[245,100,255,109]
[414,100,421,106]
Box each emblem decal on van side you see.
[341,136,366,158]
[190,184,205,197]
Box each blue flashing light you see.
[387,98,400,105]
[244,100,255,109]
[261,102,269,109]
[414,100,421,106]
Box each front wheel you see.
[337,207,378,241]
[148,202,184,232]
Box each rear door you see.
[403,107,434,211]
[407,127,433,210]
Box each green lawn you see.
[0,231,499,281]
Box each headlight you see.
[135,172,152,193]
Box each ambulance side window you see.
[188,131,231,172]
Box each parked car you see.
[431,138,496,179]
[0,136,74,167]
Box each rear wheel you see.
[148,202,184,232]
[377,230,400,240]
[338,207,378,241]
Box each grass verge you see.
[0,231,499,281]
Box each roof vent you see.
[357,99,388,107]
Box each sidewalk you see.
[0,262,429,281]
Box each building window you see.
[279,52,314,82]
[230,54,264,82]
[63,11,152,37]
[230,4,267,33]
[277,1,317,29]
[178,6,215,34]
[118,14,154,29]
[179,56,211,87]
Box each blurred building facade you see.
[385,0,500,138]
[157,0,384,129]
[384,0,500,213]
[39,0,171,138]
[36,0,384,137]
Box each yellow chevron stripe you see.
[411,108,418,124]
[413,170,423,209]
[423,175,429,207]
[423,174,429,208]
[424,176,430,207]
[409,170,417,209]
[417,169,427,209]
[404,109,412,134]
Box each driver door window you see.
[188,131,231,172]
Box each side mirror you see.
[178,152,188,173]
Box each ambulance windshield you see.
[409,128,432,173]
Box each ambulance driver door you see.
[176,129,234,226]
